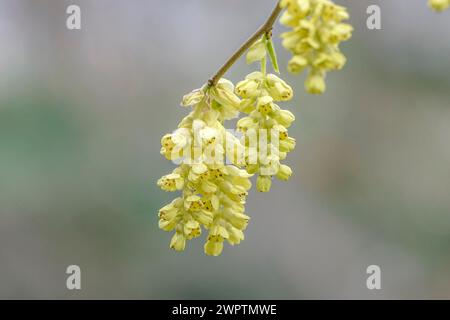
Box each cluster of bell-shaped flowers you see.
[429,0,450,11]
[158,79,253,256]
[279,0,353,94]
[235,71,296,192]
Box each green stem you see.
[207,1,282,87]
[261,56,267,76]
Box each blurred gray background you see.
[0,0,450,299]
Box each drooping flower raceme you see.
[233,35,296,192]
[429,0,450,11]
[236,71,295,192]
[279,0,353,94]
[158,80,253,256]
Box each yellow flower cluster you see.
[429,0,450,11]
[158,80,253,256]
[279,0,353,94]
[235,71,296,192]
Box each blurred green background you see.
[1,0,450,299]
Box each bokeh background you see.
[1,0,450,299]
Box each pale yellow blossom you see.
[279,0,353,94]
[158,80,253,256]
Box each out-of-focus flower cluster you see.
[158,80,253,256]
[429,0,450,11]
[279,0,353,94]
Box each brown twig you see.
[207,1,282,87]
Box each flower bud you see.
[288,55,308,74]
[237,116,256,132]
[313,51,347,71]
[280,0,310,17]
[159,219,177,232]
[305,72,326,94]
[279,11,298,28]
[246,164,259,174]
[223,208,250,230]
[266,74,293,101]
[322,3,349,22]
[281,31,302,51]
[204,239,223,256]
[211,79,241,109]
[199,127,219,146]
[256,175,272,192]
[276,164,292,181]
[245,71,264,81]
[184,195,203,212]
[330,52,347,70]
[239,99,255,113]
[181,88,205,107]
[272,124,288,140]
[329,24,353,43]
[193,209,214,226]
[280,137,296,152]
[210,224,229,239]
[274,109,295,128]
[170,232,186,251]
[257,96,274,115]
[184,220,201,240]
[227,226,244,245]
[235,79,260,98]
[157,173,184,191]
[158,203,178,222]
